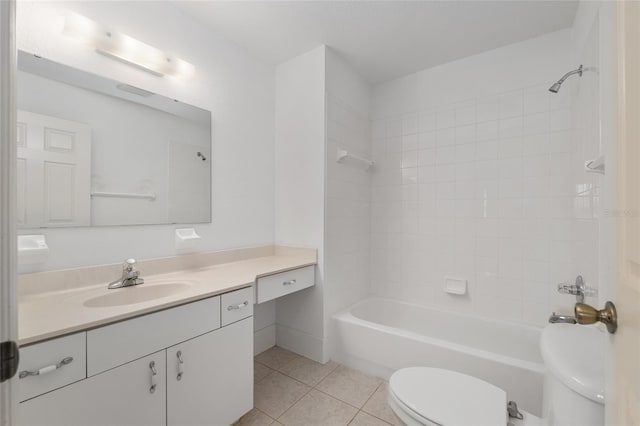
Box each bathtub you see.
[331,298,545,416]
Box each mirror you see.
[16,51,211,228]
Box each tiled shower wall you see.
[369,30,600,326]
[325,90,371,325]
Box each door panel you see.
[0,1,18,426]
[16,110,91,227]
[167,317,253,426]
[15,158,25,226]
[614,1,640,424]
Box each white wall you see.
[370,29,600,327]
[16,1,275,273]
[273,46,327,362]
[324,49,371,341]
[269,47,371,362]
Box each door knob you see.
[574,301,618,334]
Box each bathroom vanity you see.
[14,246,316,426]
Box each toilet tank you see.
[540,324,605,426]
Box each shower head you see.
[549,65,583,93]
[548,81,562,94]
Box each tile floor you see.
[235,346,404,426]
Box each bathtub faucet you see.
[548,312,577,324]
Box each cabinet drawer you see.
[221,287,253,327]
[17,332,86,402]
[87,296,220,376]
[255,266,315,304]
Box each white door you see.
[612,2,640,424]
[16,351,166,426]
[0,1,18,425]
[167,317,253,426]
[16,110,91,228]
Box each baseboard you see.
[275,323,328,363]
[254,324,276,355]
[331,349,392,381]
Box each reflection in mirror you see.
[16,51,211,228]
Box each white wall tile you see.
[368,28,598,328]
[387,117,403,137]
[436,128,456,147]
[403,113,419,135]
[524,86,550,115]
[499,90,524,119]
[402,133,419,151]
[476,120,499,141]
[418,131,437,149]
[419,111,436,133]
[455,124,476,145]
[455,101,476,126]
[477,96,500,123]
[436,107,455,129]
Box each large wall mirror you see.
[16,51,212,228]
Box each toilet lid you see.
[389,367,507,426]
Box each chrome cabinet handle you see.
[282,279,296,286]
[176,350,184,381]
[227,301,249,311]
[19,357,73,379]
[149,361,157,394]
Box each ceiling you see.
[175,1,578,84]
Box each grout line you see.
[359,384,399,426]
[253,406,274,420]
[360,382,383,409]
[277,360,339,387]
[344,409,359,426]
[275,380,315,422]
[255,368,276,385]
[255,353,392,425]
[312,387,369,411]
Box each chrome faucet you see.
[548,312,577,324]
[108,258,144,289]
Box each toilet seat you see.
[389,367,508,426]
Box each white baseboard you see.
[331,349,392,381]
[276,323,327,363]
[254,324,276,355]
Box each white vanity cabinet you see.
[18,351,167,426]
[167,317,253,426]
[17,288,253,426]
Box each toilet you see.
[388,324,605,426]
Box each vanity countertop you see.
[18,246,316,346]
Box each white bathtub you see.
[331,298,545,415]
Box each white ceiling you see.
[175,1,578,84]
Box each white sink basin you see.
[84,282,192,308]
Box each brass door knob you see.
[574,301,618,334]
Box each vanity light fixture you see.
[62,11,195,79]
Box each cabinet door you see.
[17,351,166,426]
[167,317,253,426]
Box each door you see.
[16,110,91,227]
[16,351,166,426]
[167,317,253,426]
[613,2,640,424]
[0,1,18,426]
